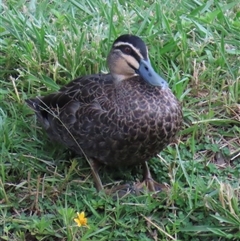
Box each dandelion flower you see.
[74,211,88,227]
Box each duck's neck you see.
[112,73,138,83]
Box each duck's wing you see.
[25,73,114,142]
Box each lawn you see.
[0,0,240,240]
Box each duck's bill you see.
[137,59,168,88]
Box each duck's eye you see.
[123,47,132,54]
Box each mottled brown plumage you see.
[26,34,182,193]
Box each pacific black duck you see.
[26,34,182,194]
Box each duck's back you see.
[26,75,182,166]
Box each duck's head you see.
[107,34,168,88]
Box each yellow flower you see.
[74,211,88,227]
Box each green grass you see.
[0,0,240,240]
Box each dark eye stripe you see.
[115,45,141,62]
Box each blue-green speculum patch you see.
[138,59,168,88]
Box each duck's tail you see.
[25,97,50,129]
[25,98,41,111]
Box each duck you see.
[26,34,182,194]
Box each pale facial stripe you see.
[123,55,139,70]
[113,41,144,59]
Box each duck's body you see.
[26,34,182,193]
[27,73,181,167]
